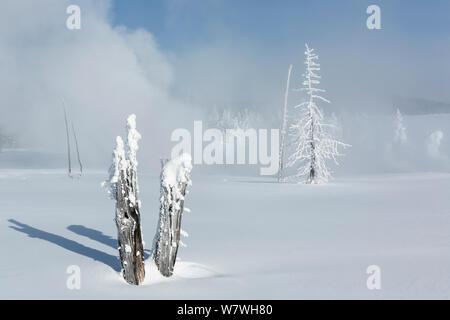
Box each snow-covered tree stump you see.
[153,154,192,277]
[105,115,145,285]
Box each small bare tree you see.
[62,99,83,178]
[153,154,192,277]
[278,64,293,182]
[105,114,145,285]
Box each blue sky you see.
[111,0,450,52]
[109,0,450,109]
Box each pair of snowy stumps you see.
[104,114,192,285]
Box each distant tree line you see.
[0,128,17,151]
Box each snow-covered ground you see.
[1,169,450,299]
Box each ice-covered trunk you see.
[278,64,293,183]
[105,114,145,285]
[308,116,316,184]
[114,167,145,285]
[154,184,187,277]
[153,154,192,277]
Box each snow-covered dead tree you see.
[104,114,145,285]
[62,99,83,178]
[278,64,293,182]
[288,44,349,184]
[63,106,72,177]
[153,153,192,277]
[394,108,407,144]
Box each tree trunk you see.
[106,115,145,285]
[278,64,293,182]
[154,184,188,277]
[115,168,145,285]
[154,156,192,277]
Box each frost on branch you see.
[104,114,145,285]
[153,153,193,277]
[287,44,349,184]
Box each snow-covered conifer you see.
[153,153,192,277]
[288,44,349,184]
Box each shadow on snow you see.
[8,219,121,272]
[67,225,151,259]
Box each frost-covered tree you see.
[427,130,444,159]
[153,153,192,277]
[0,128,17,152]
[394,108,407,144]
[104,114,145,285]
[211,108,236,134]
[209,106,256,142]
[288,44,348,184]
